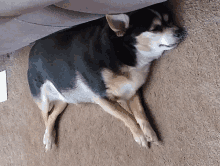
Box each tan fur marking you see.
[153,18,162,26]
[43,100,67,130]
[45,100,67,151]
[128,94,147,124]
[102,68,131,100]
[93,97,148,147]
[34,94,67,151]
[149,18,162,31]
[127,93,159,144]
[102,66,148,101]
[136,34,151,52]
[163,14,169,22]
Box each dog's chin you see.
[158,42,181,55]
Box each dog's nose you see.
[174,28,187,41]
[174,28,183,37]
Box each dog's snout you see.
[174,28,183,37]
[174,28,187,41]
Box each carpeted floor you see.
[0,0,220,165]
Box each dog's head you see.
[106,2,187,54]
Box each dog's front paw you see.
[139,121,159,145]
[132,128,148,147]
[43,129,55,151]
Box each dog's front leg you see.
[127,93,159,145]
[94,97,148,147]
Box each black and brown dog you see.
[27,2,186,151]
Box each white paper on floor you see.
[0,70,7,102]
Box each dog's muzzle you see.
[174,28,188,42]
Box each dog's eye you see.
[152,25,162,31]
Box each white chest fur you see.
[102,47,164,101]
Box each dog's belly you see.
[43,74,99,104]
[61,75,98,104]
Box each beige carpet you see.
[0,0,220,165]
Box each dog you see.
[27,2,186,151]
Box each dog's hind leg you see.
[44,100,67,151]
[127,93,159,145]
[33,84,68,151]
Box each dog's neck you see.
[135,49,164,68]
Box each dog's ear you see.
[106,14,129,37]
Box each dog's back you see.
[28,17,120,103]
